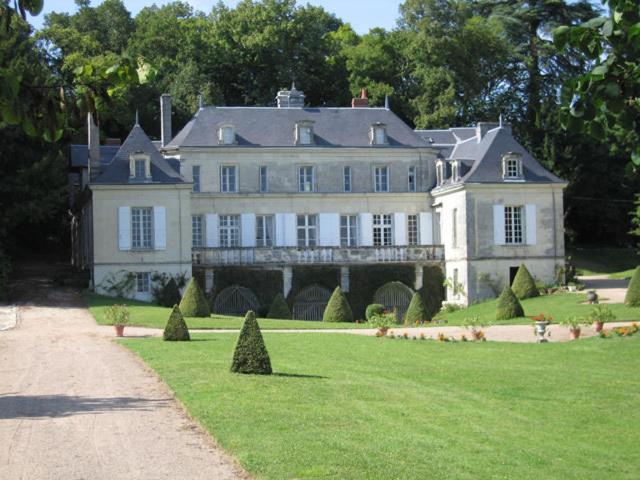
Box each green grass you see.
[435,293,640,325]
[568,246,638,278]
[85,293,369,330]
[123,333,640,479]
[610,269,636,280]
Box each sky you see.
[30,0,402,33]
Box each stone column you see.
[283,266,293,297]
[205,269,214,293]
[340,266,350,293]
[414,264,424,290]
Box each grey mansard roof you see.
[92,124,183,185]
[419,124,564,187]
[166,107,430,149]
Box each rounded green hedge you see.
[323,286,353,322]
[365,303,385,321]
[267,293,291,319]
[179,278,211,317]
[404,292,428,325]
[624,266,640,307]
[231,311,272,375]
[496,285,524,320]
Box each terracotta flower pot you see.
[569,328,581,340]
[593,321,604,333]
[472,330,483,341]
[378,327,388,336]
[114,325,125,337]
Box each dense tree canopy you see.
[1,0,638,256]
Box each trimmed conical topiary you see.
[496,285,525,320]
[624,266,640,307]
[159,277,182,307]
[230,311,272,375]
[511,264,539,299]
[404,292,428,325]
[163,305,190,341]
[267,293,291,319]
[179,278,211,317]
[322,286,353,322]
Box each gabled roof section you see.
[92,124,183,185]
[166,107,429,149]
[70,144,119,168]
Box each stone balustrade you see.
[192,245,444,266]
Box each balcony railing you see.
[192,245,444,266]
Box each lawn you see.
[568,246,638,278]
[85,293,369,330]
[434,292,640,325]
[123,333,640,479]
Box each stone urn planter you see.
[114,324,125,337]
[534,321,550,343]
[569,327,581,340]
[586,290,599,304]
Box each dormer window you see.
[218,125,236,145]
[502,152,523,180]
[436,160,445,186]
[129,152,151,181]
[451,160,460,183]
[370,124,387,145]
[295,122,314,145]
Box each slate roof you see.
[166,107,429,149]
[70,144,119,168]
[92,124,184,185]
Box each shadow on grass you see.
[273,372,328,379]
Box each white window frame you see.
[343,166,352,192]
[192,165,201,193]
[131,207,153,250]
[297,214,317,247]
[408,166,417,192]
[220,165,237,193]
[436,161,444,186]
[452,208,458,248]
[136,272,151,293]
[502,153,524,181]
[370,124,387,145]
[340,215,357,247]
[256,215,274,247]
[298,166,315,192]
[219,125,236,145]
[373,214,393,246]
[192,215,204,248]
[408,214,419,246]
[374,166,389,192]
[296,124,314,145]
[451,161,460,182]
[505,205,524,244]
[259,166,268,193]
[219,214,240,247]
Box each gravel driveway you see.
[0,263,247,480]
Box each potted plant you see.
[530,313,552,343]
[588,304,616,332]
[105,304,130,337]
[368,311,397,336]
[463,315,489,341]
[561,315,588,340]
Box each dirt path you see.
[0,263,247,480]
[580,274,629,304]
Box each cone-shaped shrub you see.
[163,305,190,341]
[625,266,640,307]
[230,311,272,375]
[404,292,428,325]
[179,278,210,317]
[267,293,291,319]
[511,264,539,299]
[322,286,353,322]
[496,285,524,320]
[159,277,182,307]
[365,303,385,321]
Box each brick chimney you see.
[87,112,101,182]
[160,93,172,147]
[352,89,369,108]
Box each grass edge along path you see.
[122,333,640,480]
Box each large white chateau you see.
[70,86,566,320]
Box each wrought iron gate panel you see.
[292,284,332,321]
[373,282,414,322]
[213,285,260,316]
